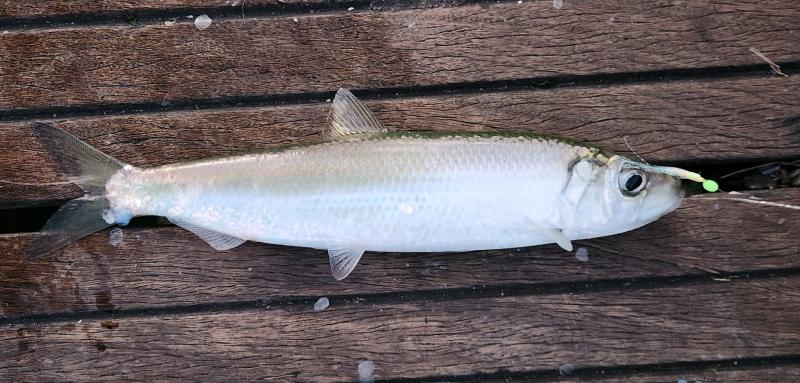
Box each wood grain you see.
[545,365,800,383]
[1,188,797,317]
[2,74,799,207]
[1,1,797,380]
[2,275,799,382]
[0,0,316,18]
[1,0,798,111]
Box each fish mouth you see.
[661,196,684,215]
[638,193,683,221]
[635,177,684,222]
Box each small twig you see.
[749,47,788,77]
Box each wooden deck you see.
[1,1,799,381]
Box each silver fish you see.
[27,89,705,280]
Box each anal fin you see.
[328,245,366,281]
[168,218,246,251]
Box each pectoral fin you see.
[168,218,246,251]
[328,245,366,281]
[543,227,573,252]
[527,219,573,252]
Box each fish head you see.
[559,153,688,238]
[603,157,685,226]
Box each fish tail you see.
[24,123,128,260]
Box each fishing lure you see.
[26,89,710,280]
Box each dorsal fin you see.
[323,88,387,140]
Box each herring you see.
[26,89,702,280]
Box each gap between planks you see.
[377,355,800,383]
[0,0,479,31]
[1,267,798,326]
[0,61,797,124]
[1,0,797,111]
[3,275,800,381]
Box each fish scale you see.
[111,135,586,252]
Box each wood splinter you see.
[749,47,789,77]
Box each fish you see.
[25,88,707,280]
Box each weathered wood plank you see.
[1,188,797,317]
[2,276,799,382]
[0,0,304,18]
[2,75,798,207]
[546,364,800,383]
[1,0,797,111]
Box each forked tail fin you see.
[24,123,127,260]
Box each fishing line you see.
[719,159,800,179]
[622,136,650,165]
[690,194,800,210]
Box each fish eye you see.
[618,168,647,196]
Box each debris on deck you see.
[194,14,212,30]
[313,297,330,312]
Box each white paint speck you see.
[517,0,522,3]
[187,15,194,19]
[553,0,564,9]
[575,247,589,262]
[559,363,575,375]
[348,7,355,11]
[194,14,212,30]
[358,360,375,383]
[314,297,330,311]
[109,228,124,247]
[292,17,299,23]
[164,20,175,26]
